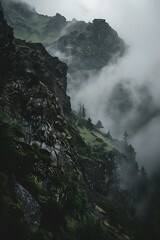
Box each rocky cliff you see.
[1,0,125,73]
[0,2,147,240]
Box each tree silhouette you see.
[78,104,86,119]
[123,130,128,147]
[106,131,112,139]
[95,120,104,129]
[87,117,92,129]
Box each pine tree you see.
[87,117,92,129]
[95,120,104,129]
[123,130,128,146]
[106,131,112,139]
[77,104,86,119]
[82,104,86,119]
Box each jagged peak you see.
[54,13,66,21]
[93,18,106,23]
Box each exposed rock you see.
[0,3,146,240]
[15,182,41,232]
[15,39,70,114]
[2,0,126,72]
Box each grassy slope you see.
[78,124,117,152]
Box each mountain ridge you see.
[1,0,126,73]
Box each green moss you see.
[26,175,43,198]
[78,125,117,152]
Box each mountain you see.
[3,0,160,146]
[0,1,150,240]
[1,0,125,74]
[3,1,160,240]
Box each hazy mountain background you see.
[3,0,160,174]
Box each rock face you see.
[54,18,125,72]
[0,2,17,77]
[15,182,41,232]
[15,39,70,114]
[0,2,148,240]
[1,0,126,73]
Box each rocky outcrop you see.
[15,182,41,232]
[2,0,126,73]
[54,18,125,72]
[15,39,71,114]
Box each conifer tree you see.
[87,117,92,129]
[123,130,128,146]
[78,103,86,119]
[96,120,104,129]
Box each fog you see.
[12,0,160,173]
[68,28,160,172]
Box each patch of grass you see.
[78,125,117,152]
[26,175,43,197]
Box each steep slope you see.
[0,2,147,240]
[2,0,159,144]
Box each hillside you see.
[0,1,149,240]
[1,0,125,74]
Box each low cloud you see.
[67,0,160,173]
[9,0,160,173]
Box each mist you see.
[65,1,160,174]
[10,0,160,173]
[69,39,160,173]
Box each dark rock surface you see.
[1,0,126,73]
[0,2,148,240]
[15,182,41,232]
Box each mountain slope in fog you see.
[1,1,160,240]
[1,0,125,73]
[0,2,147,239]
[2,0,160,176]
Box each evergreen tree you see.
[95,120,104,129]
[106,131,112,139]
[82,104,86,119]
[87,117,92,129]
[78,104,86,119]
[123,130,128,147]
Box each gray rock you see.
[15,182,41,232]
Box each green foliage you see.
[0,111,88,239]
[0,111,22,172]
[0,111,17,150]
[71,217,109,240]
[78,124,116,153]
[25,175,44,200]
[63,184,87,216]
[61,215,116,240]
